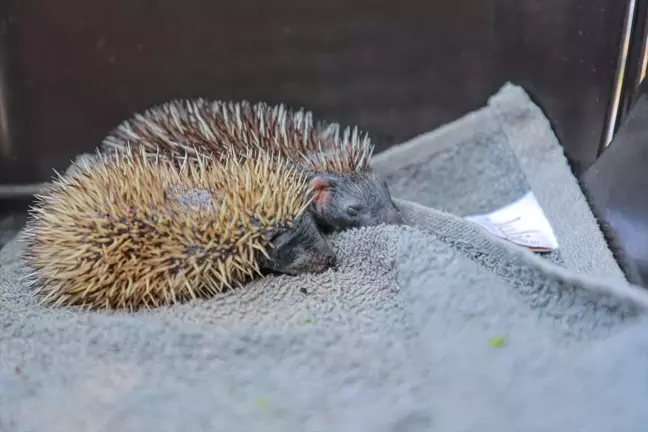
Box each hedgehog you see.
[20,147,336,310]
[101,98,404,233]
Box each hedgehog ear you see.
[311,176,333,210]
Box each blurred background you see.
[0,0,645,243]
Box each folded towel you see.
[374,83,626,281]
[2,83,648,432]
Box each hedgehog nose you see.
[326,254,337,268]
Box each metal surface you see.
[0,0,630,184]
[0,183,42,198]
[598,0,648,157]
[602,0,636,150]
[636,3,648,86]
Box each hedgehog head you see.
[296,123,404,231]
[308,166,403,233]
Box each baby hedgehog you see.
[21,148,336,310]
[101,98,404,233]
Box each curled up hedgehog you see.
[21,147,336,310]
[101,98,404,233]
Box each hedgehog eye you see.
[346,204,362,217]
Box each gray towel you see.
[2,83,648,432]
[374,82,625,280]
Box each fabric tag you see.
[464,191,559,253]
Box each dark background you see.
[0,0,629,185]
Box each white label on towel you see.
[464,191,559,253]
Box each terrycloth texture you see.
[3,83,648,431]
[373,82,625,281]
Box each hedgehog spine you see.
[21,146,324,311]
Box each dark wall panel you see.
[0,0,627,183]
[494,0,627,174]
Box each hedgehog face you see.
[310,169,404,232]
[260,213,337,275]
